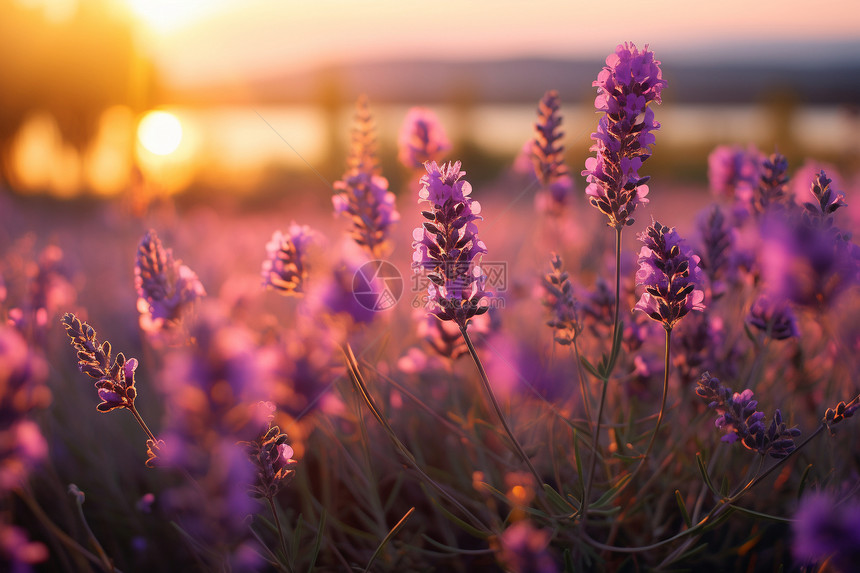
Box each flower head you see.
[747,294,799,340]
[61,313,140,413]
[412,161,490,328]
[398,107,450,169]
[634,222,705,330]
[583,43,665,228]
[261,223,315,296]
[135,230,205,334]
[332,171,399,258]
[240,402,297,499]
[541,253,580,345]
[496,521,559,573]
[752,152,791,216]
[707,144,764,205]
[696,372,800,458]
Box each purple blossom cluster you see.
[583,43,665,228]
[412,161,491,328]
[751,152,790,216]
[707,144,764,205]
[696,372,800,458]
[532,90,573,214]
[497,521,559,573]
[747,294,799,340]
[333,97,400,258]
[793,492,860,572]
[261,223,315,296]
[398,107,451,170]
[0,326,49,494]
[135,229,205,335]
[634,221,706,330]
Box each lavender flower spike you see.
[261,223,315,296]
[583,43,666,228]
[532,90,573,213]
[634,221,705,331]
[135,230,205,332]
[412,161,491,328]
[332,171,399,258]
[398,107,451,170]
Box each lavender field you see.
[2,21,860,573]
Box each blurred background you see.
[1,0,859,203]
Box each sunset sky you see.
[124,0,860,88]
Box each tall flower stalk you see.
[333,96,399,258]
[61,313,161,465]
[412,161,540,483]
[532,90,573,215]
[581,44,665,518]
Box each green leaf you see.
[423,487,488,539]
[580,356,602,379]
[291,514,304,565]
[543,484,577,516]
[797,464,813,500]
[675,490,692,528]
[696,453,719,497]
[592,474,631,508]
[730,505,792,523]
[307,509,326,573]
[364,507,415,573]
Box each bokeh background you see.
[1,0,859,202]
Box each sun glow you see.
[137,111,183,156]
[123,0,230,34]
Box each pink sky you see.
[126,0,860,87]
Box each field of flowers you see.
[1,43,859,572]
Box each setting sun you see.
[137,110,183,156]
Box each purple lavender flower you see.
[747,294,799,340]
[240,402,297,499]
[707,144,764,205]
[135,229,206,333]
[412,161,491,328]
[261,223,315,296]
[752,152,790,216]
[496,521,559,573]
[791,160,846,207]
[793,492,860,572]
[823,395,860,433]
[696,372,800,458]
[696,205,736,298]
[398,107,451,170]
[673,313,727,385]
[760,204,859,308]
[801,169,848,229]
[541,253,579,345]
[0,519,48,573]
[634,222,706,331]
[0,326,49,494]
[332,170,399,258]
[532,90,573,214]
[61,313,141,413]
[583,43,665,229]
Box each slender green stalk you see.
[460,325,542,486]
[639,327,672,466]
[267,496,293,573]
[582,227,624,521]
[128,405,157,444]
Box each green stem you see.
[267,496,294,573]
[128,404,158,444]
[460,325,542,486]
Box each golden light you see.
[137,111,183,156]
[123,0,231,34]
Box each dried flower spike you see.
[412,161,491,328]
[823,395,860,433]
[261,223,315,296]
[634,221,705,331]
[583,43,665,228]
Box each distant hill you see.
[167,52,860,107]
